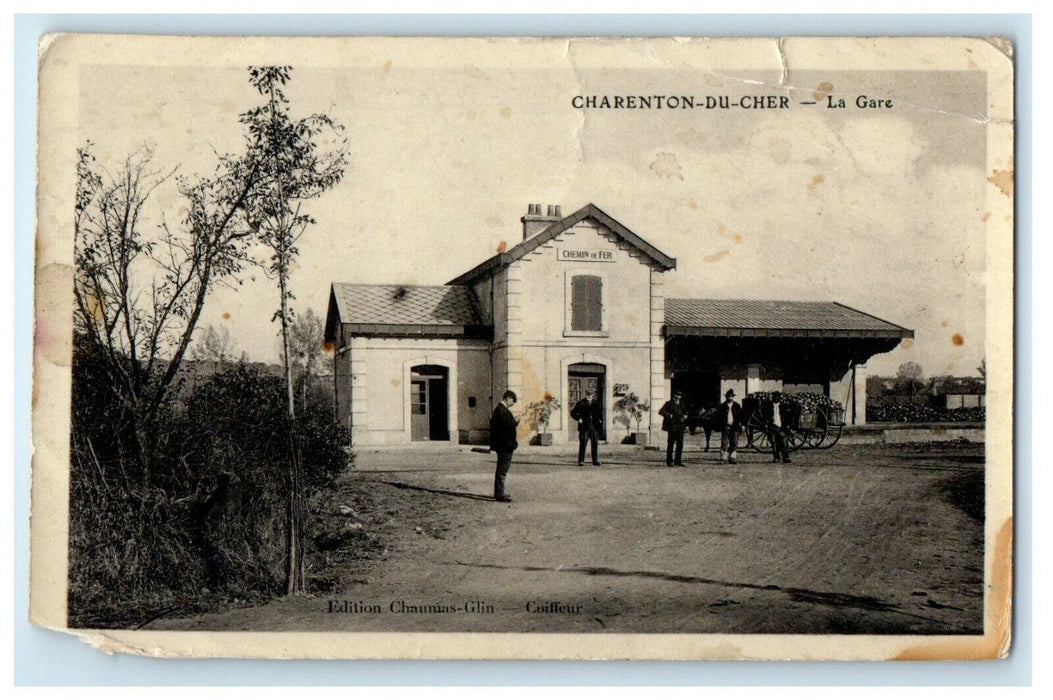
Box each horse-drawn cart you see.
[743,393,846,453]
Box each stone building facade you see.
[324,203,912,446]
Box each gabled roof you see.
[664,299,914,339]
[447,203,676,286]
[326,283,490,340]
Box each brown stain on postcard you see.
[987,158,1013,197]
[813,81,833,101]
[715,222,742,244]
[35,263,74,368]
[496,241,507,253]
[222,312,231,320]
[807,174,825,193]
[500,106,512,119]
[383,60,392,72]
[516,360,544,437]
[893,518,1012,660]
[703,250,729,263]
[952,333,964,346]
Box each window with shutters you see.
[565,271,607,336]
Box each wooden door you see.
[568,375,600,407]
[411,379,429,440]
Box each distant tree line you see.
[867,362,986,403]
[865,362,986,423]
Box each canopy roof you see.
[664,299,914,339]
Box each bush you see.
[68,357,351,628]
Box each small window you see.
[571,275,603,331]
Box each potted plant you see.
[631,397,651,445]
[525,393,561,446]
[614,391,638,443]
[614,391,651,445]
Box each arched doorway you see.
[410,364,450,441]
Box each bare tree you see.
[977,358,986,380]
[73,145,257,485]
[237,66,348,594]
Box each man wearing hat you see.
[763,391,792,463]
[718,388,744,464]
[490,390,519,502]
[659,389,690,466]
[570,389,602,466]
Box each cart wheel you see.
[797,431,819,450]
[800,408,828,449]
[785,428,805,452]
[819,423,844,449]
[746,411,770,453]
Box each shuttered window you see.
[571,275,603,331]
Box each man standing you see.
[570,389,602,466]
[490,390,519,502]
[763,391,792,463]
[718,389,744,464]
[659,390,689,466]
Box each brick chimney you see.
[521,203,563,240]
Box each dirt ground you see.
[150,440,985,635]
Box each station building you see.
[324,203,913,446]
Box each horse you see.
[687,407,722,451]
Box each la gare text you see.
[571,94,893,110]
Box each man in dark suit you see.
[717,388,744,464]
[490,390,519,502]
[659,390,689,466]
[763,391,792,463]
[570,389,602,466]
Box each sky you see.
[74,37,997,378]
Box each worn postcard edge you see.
[29,34,1015,661]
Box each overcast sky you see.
[78,41,992,378]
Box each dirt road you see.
[151,441,984,634]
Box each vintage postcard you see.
[31,35,1014,660]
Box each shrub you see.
[68,357,351,628]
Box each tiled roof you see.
[664,299,913,339]
[448,203,676,285]
[329,283,489,338]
